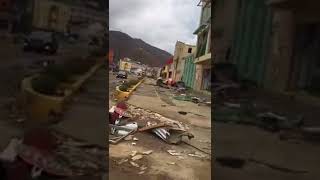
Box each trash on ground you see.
[167,162,176,165]
[130,151,138,157]
[0,138,22,162]
[117,159,128,165]
[140,165,147,171]
[138,171,145,174]
[167,150,182,156]
[131,142,137,145]
[133,137,139,141]
[130,161,140,168]
[188,152,206,158]
[138,122,168,132]
[178,111,188,115]
[124,135,134,141]
[131,155,143,161]
[109,124,137,144]
[142,150,153,155]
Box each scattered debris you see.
[130,161,140,168]
[188,152,206,158]
[130,151,138,157]
[142,150,153,155]
[138,122,167,132]
[132,142,137,146]
[124,135,134,141]
[117,159,128,165]
[138,171,145,175]
[167,150,182,156]
[178,111,187,115]
[140,165,148,171]
[0,138,22,162]
[167,162,176,165]
[131,155,143,161]
[133,137,139,141]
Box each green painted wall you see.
[182,55,196,88]
[231,0,272,85]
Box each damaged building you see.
[213,0,320,97]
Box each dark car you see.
[23,31,59,54]
[116,71,128,79]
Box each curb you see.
[22,62,103,122]
[114,78,145,101]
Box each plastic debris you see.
[167,162,176,165]
[140,165,147,171]
[133,137,139,141]
[130,151,138,157]
[167,150,182,156]
[131,155,143,161]
[130,161,140,168]
[142,150,153,155]
[117,159,128,165]
[131,142,137,146]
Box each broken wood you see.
[138,122,168,132]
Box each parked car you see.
[23,31,59,54]
[116,71,128,79]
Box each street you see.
[109,78,211,180]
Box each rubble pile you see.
[0,129,107,179]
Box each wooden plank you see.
[138,123,168,132]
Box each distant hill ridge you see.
[109,30,172,67]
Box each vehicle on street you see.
[116,71,128,79]
[23,31,59,54]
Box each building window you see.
[188,48,192,53]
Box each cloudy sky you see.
[109,0,201,54]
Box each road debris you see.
[131,142,137,145]
[142,150,153,155]
[130,151,138,157]
[130,161,140,168]
[117,159,128,165]
[133,137,139,141]
[188,152,206,158]
[138,171,145,174]
[131,155,143,161]
[140,165,147,170]
[0,138,22,162]
[124,135,134,141]
[167,150,182,156]
[167,162,176,165]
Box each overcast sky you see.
[109,0,201,54]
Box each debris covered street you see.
[109,78,211,180]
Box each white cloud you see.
[110,0,201,54]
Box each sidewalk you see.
[53,68,107,147]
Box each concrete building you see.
[212,0,238,63]
[193,0,212,91]
[32,0,71,33]
[213,0,320,97]
[172,41,196,82]
[160,58,174,80]
[266,0,320,93]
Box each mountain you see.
[109,31,172,67]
